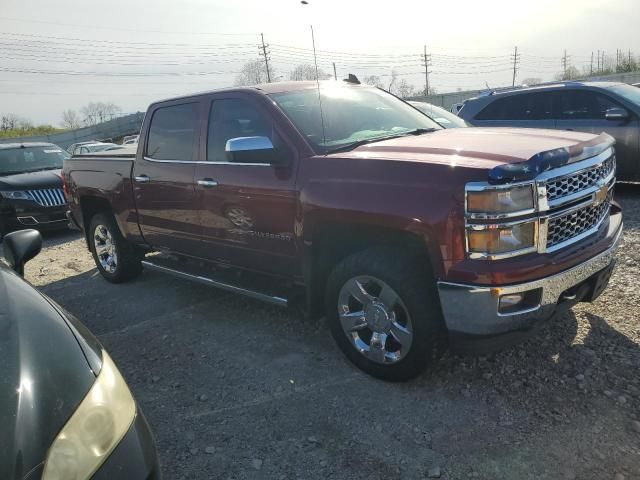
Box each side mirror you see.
[3,229,42,276]
[605,107,629,121]
[225,136,279,164]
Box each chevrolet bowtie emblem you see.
[594,181,608,206]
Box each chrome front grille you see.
[25,188,66,207]
[545,155,615,203]
[546,192,612,249]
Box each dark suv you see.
[458,81,640,180]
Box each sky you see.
[1,0,639,125]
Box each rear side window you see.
[146,103,199,161]
[556,90,622,120]
[476,92,553,121]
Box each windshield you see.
[271,85,441,153]
[607,84,640,106]
[410,102,468,128]
[0,146,69,175]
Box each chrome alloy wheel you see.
[337,276,413,364]
[94,224,118,274]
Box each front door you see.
[133,100,202,255]
[552,89,639,179]
[192,95,299,277]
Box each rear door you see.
[132,100,203,255]
[192,93,299,276]
[553,89,639,179]
[471,91,555,129]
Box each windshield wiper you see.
[325,128,438,155]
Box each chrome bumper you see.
[437,225,622,336]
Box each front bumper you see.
[91,409,161,480]
[1,201,68,230]
[437,220,622,341]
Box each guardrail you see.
[0,112,145,149]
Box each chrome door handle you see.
[197,179,218,188]
[134,175,150,183]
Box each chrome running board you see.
[141,259,288,307]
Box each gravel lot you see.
[22,185,640,480]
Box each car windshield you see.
[606,83,640,106]
[0,146,69,175]
[271,85,441,153]
[410,102,468,128]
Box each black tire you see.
[89,213,142,283]
[325,246,446,381]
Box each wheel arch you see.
[304,219,442,319]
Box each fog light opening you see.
[498,288,542,314]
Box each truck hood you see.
[0,263,97,480]
[331,127,606,171]
[0,169,62,191]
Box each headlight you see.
[0,190,32,200]
[467,221,536,257]
[42,351,136,480]
[466,184,534,217]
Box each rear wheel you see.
[89,213,142,283]
[325,246,445,381]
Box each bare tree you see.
[395,79,416,99]
[555,66,580,81]
[363,75,384,89]
[289,64,329,81]
[61,109,82,129]
[521,77,542,86]
[387,70,399,94]
[0,113,20,132]
[81,102,122,126]
[234,60,273,86]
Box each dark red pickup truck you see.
[63,80,622,380]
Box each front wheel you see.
[325,247,445,381]
[89,213,142,283]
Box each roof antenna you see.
[310,25,327,151]
[301,1,327,151]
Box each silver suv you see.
[458,81,640,180]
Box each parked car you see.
[73,142,118,155]
[409,101,468,128]
[63,80,621,381]
[0,229,160,480]
[0,143,69,237]
[450,102,464,114]
[123,135,140,145]
[66,141,98,155]
[458,81,640,180]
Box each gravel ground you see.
[21,185,640,480]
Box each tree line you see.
[0,102,123,139]
[234,61,432,98]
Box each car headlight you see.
[467,221,537,257]
[0,190,32,200]
[42,351,136,480]
[466,184,535,217]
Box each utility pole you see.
[511,46,520,87]
[616,48,620,72]
[332,62,337,80]
[629,49,632,72]
[561,50,568,78]
[421,45,431,96]
[602,50,606,73]
[590,51,594,76]
[259,33,271,83]
[597,49,600,73]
